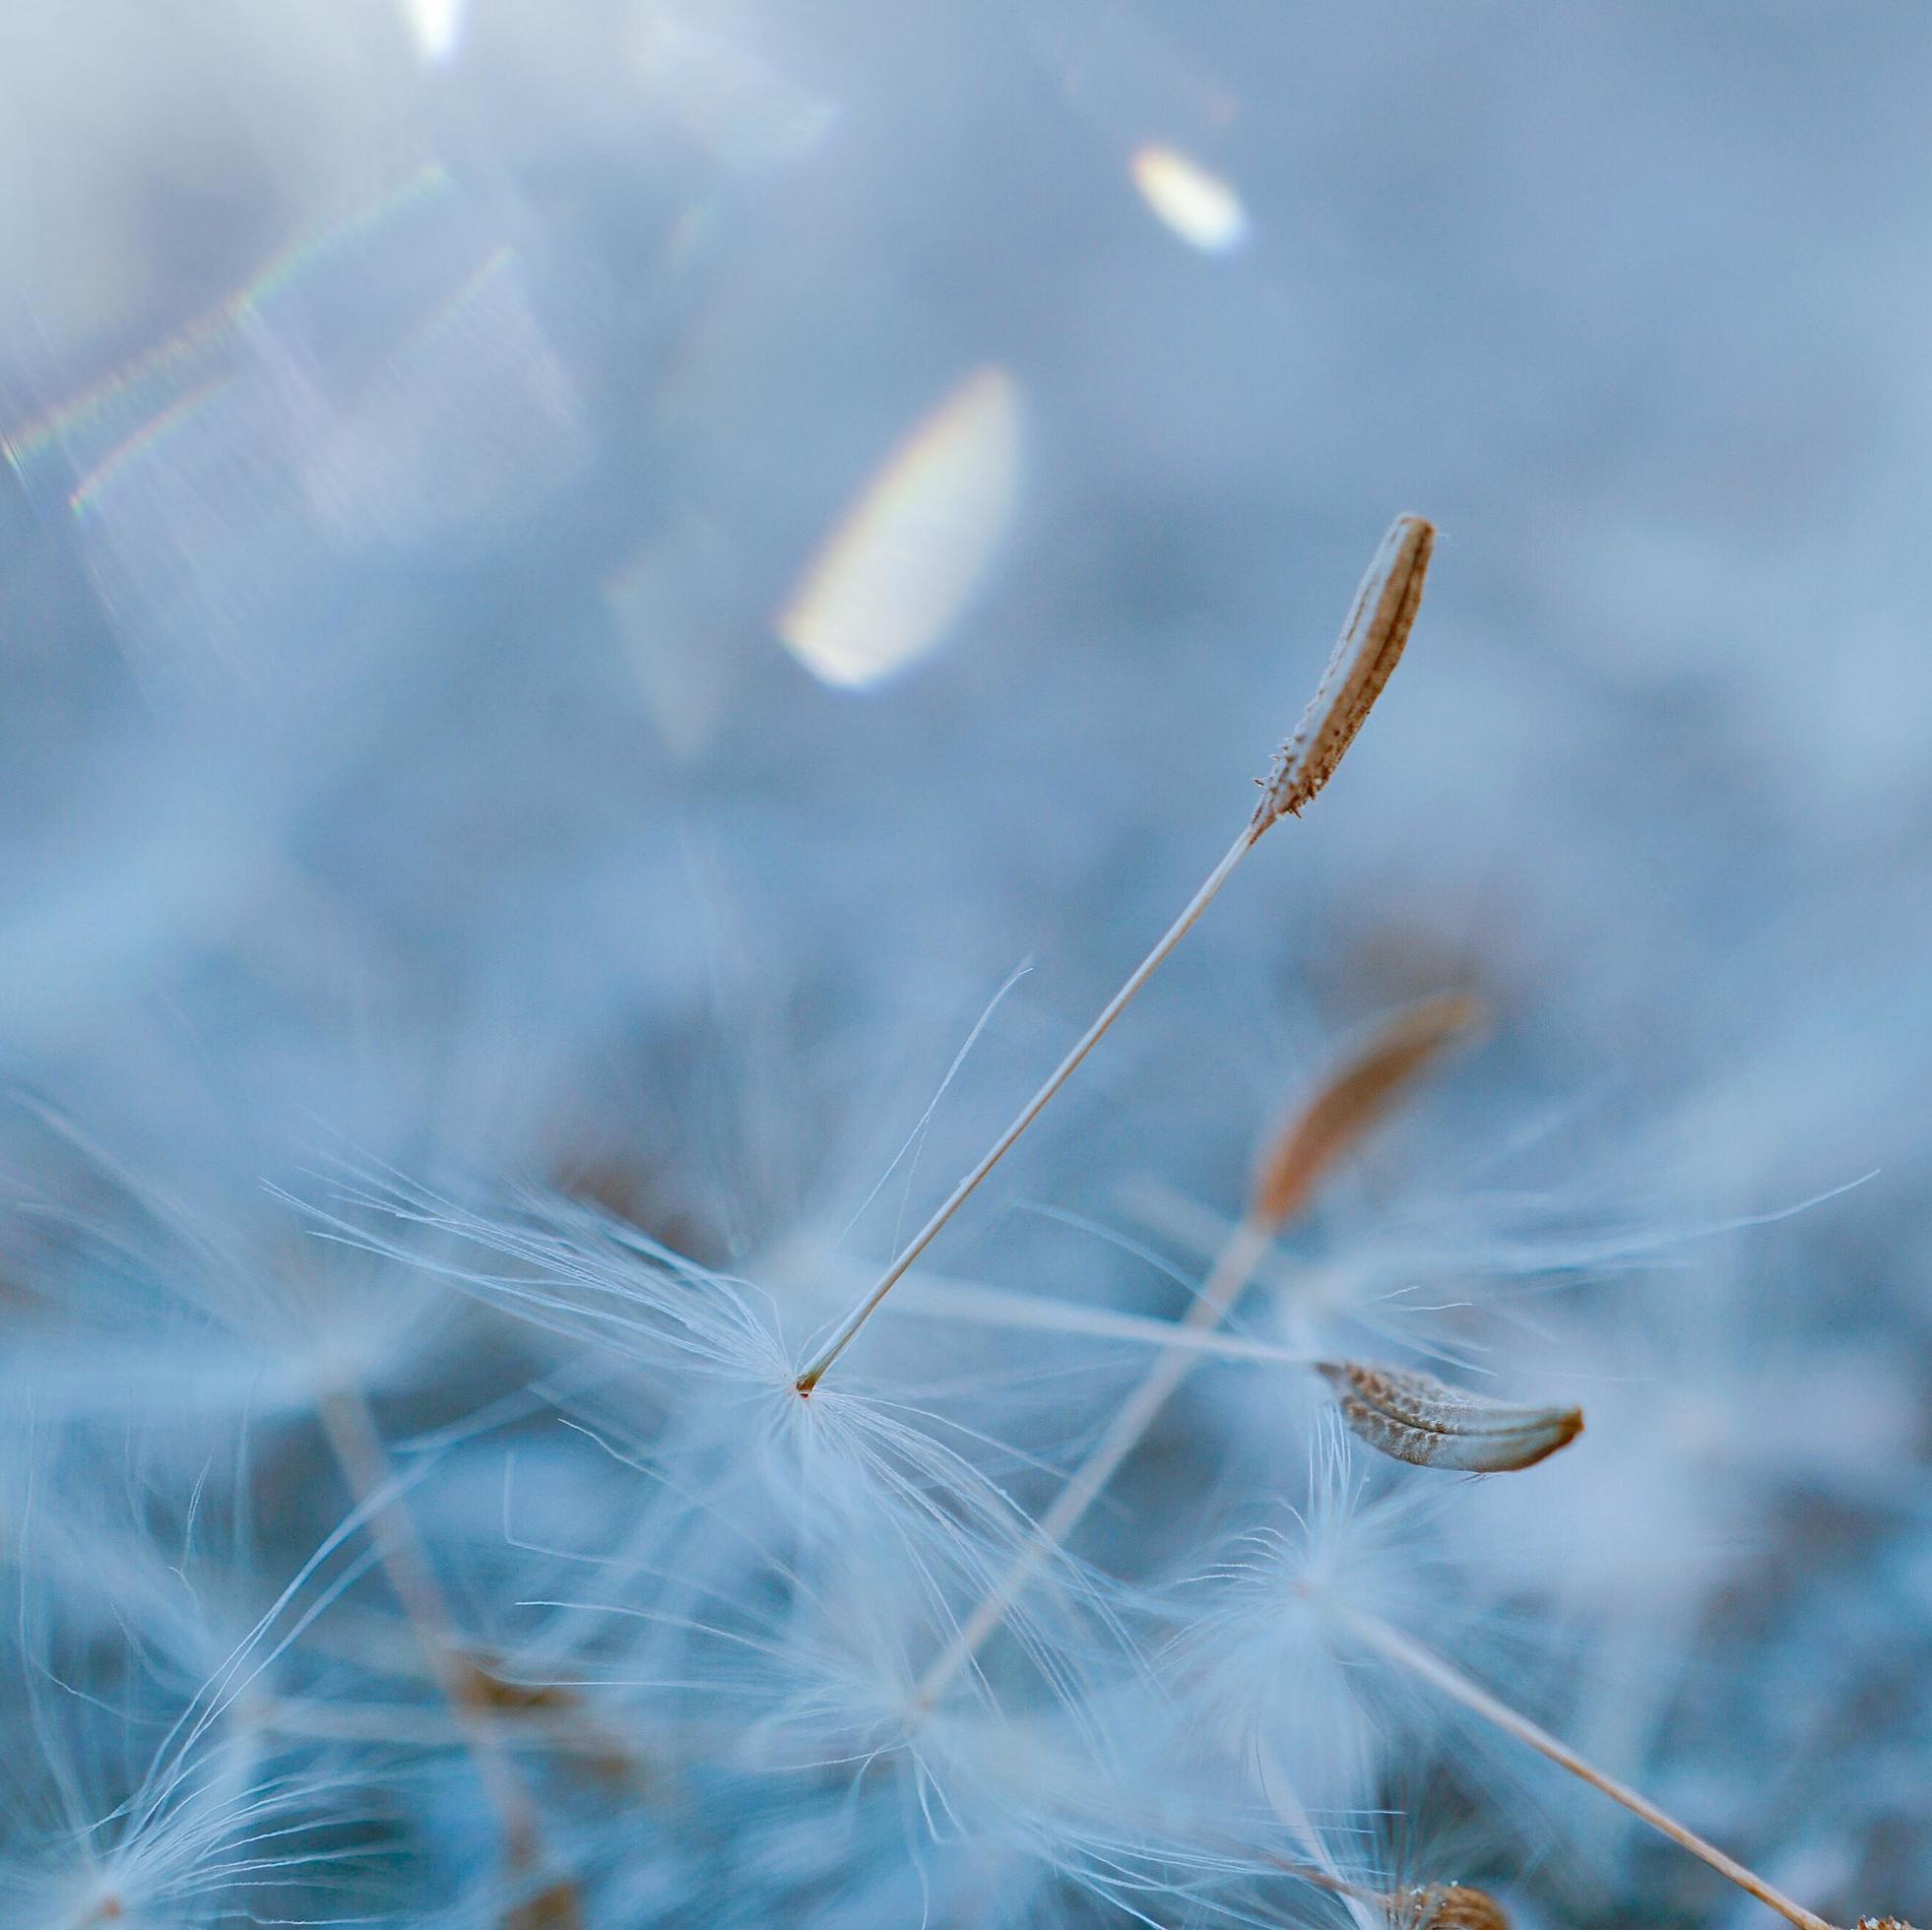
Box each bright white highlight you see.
[403,0,466,64]
[1129,143,1250,253]
[777,366,1023,689]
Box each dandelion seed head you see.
[1167,1426,1472,1815]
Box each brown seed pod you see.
[504,1882,585,1930]
[1250,991,1483,1231]
[1318,1359,1584,1473]
[460,1657,640,1791]
[1389,1883,1510,1929]
[1254,513,1435,828]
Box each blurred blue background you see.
[2,4,1928,1922]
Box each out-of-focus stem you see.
[316,1386,574,1918]
[914,1211,1274,1709]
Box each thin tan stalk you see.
[316,1388,579,1925]
[795,513,1435,1394]
[1339,1606,1837,1930]
[796,826,1256,1392]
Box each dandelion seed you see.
[1169,1421,1472,1849]
[9,1119,570,1912]
[309,1173,1108,1697]
[1315,1360,1583,1474]
[911,986,1474,1705]
[1183,1432,1858,1930]
[0,1451,408,1930]
[796,513,1435,1391]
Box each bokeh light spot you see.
[777,366,1023,689]
[1129,143,1250,253]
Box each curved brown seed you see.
[1251,991,1483,1231]
[1254,514,1435,828]
[1318,1359,1583,1473]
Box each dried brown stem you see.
[316,1387,579,1925]
[1342,1607,1837,1930]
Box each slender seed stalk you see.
[796,827,1257,1392]
[316,1387,579,1925]
[1339,1606,1838,1930]
[894,1270,1322,1362]
[796,513,1436,1394]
